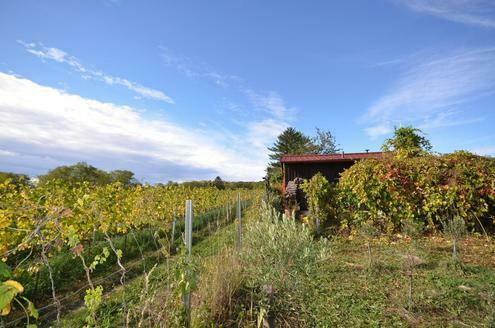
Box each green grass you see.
[55,215,240,327]
[50,205,495,327]
[192,212,495,327]
[308,235,495,327]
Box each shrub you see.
[337,152,495,233]
[240,208,330,326]
[301,173,336,233]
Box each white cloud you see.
[246,90,295,121]
[245,119,288,168]
[0,149,17,157]
[364,123,393,138]
[471,146,495,156]
[0,72,271,181]
[247,119,288,150]
[394,0,495,28]
[362,47,495,137]
[18,41,175,104]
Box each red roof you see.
[280,152,383,163]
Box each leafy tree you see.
[38,162,140,186]
[212,176,225,190]
[180,179,262,189]
[181,180,212,188]
[0,171,30,186]
[311,128,340,154]
[109,170,137,186]
[38,162,112,185]
[382,126,432,158]
[225,181,264,189]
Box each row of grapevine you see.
[0,179,260,326]
[1,180,257,259]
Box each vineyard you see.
[1,167,495,327]
[1,139,495,327]
[0,179,260,327]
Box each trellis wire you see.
[5,195,252,327]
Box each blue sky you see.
[0,0,494,182]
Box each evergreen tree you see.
[268,128,314,166]
[266,127,314,185]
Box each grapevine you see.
[0,179,259,325]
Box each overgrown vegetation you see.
[239,209,330,327]
[338,151,495,233]
[192,202,495,327]
[3,125,494,327]
[301,172,335,234]
[293,127,495,235]
[0,171,258,327]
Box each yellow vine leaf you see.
[4,280,24,293]
[1,302,11,316]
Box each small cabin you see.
[280,152,383,209]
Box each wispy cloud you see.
[159,47,296,162]
[245,90,296,121]
[394,0,495,28]
[160,47,240,88]
[417,110,484,130]
[363,47,495,137]
[161,48,296,120]
[0,72,271,181]
[19,41,175,104]
[364,123,394,138]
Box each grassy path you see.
[55,216,240,327]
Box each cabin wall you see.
[284,161,354,184]
[283,160,355,211]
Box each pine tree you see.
[266,128,313,185]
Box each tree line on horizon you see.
[0,162,262,189]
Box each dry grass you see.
[192,248,246,326]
